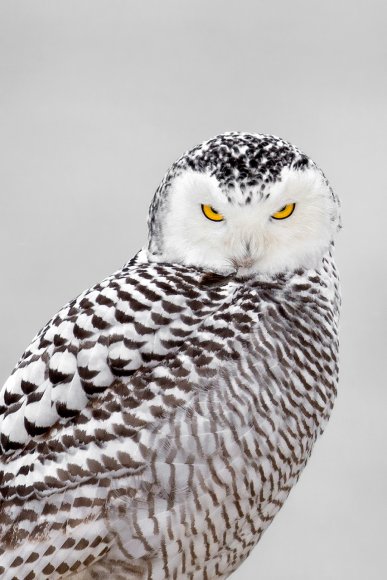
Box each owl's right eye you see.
[201,204,224,222]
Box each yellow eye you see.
[271,203,296,220]
[201,204,224,222]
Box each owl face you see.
[148,133,340,276]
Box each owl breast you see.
[101,251,340,578]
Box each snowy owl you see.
[0,132,341,579]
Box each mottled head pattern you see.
[147,132,340,276]
[181,132,311,191]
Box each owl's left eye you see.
[201,204,224,222]
[271,203,296,220]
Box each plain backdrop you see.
[0,1,386,579]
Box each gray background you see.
[0,1,386,578]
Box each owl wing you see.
[0,250,230,455]
[0,274,255,578]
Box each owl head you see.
[147,132,340,276]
